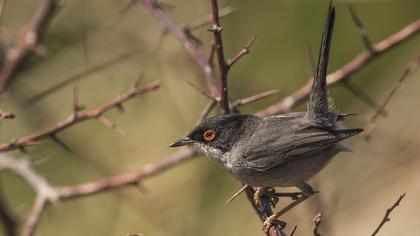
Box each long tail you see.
[307,2,335,126]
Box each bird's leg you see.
[262,182,314,233]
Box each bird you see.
[170,3,361,204]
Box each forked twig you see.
[371,193,406,236]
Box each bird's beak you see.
[169,137,194,147]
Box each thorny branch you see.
[371,193,406,236]
[0,1,418,236]
[364,54,420,139]
[0,80,160,152]
[258,19,420,116]
[0,0,61,92]
[0,148,195,236]
[139,0,222,98]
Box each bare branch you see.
[0,81,160,152]
[364,54,419,139]
[233,89,279,108]
[196,100,217,125]
[0,154,58,201]
[139,0,222,98]
[257,19,420,117]
[371,193,406,236]
[21,196,48,236]
[348,5,376,54]
[290,225,297,236]
[209,0,230,113]
[56,148,196,200]
[0,0,61,92]
[341,79,380,111]
[227,35,256,68]
[187,81,218,101]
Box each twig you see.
[196,100,217,125]
[209,0,230,113]
[139,0,222,98]
[187,81,218,101]
[263,195,311,233]
[257,19,420,116]
[341,79,380,111]
[313,213,322,236]
[364,54,420,139]
[233,89,279,108]
[371,193,406,236]
[21,196,48,236]
[290,225,297,236]
[185,6,235,31]
[56,147,196,199]
[0,0,61,92]
[0,80,160,152]
[348,4,376,54]
[227,36,256,67]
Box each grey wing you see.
[241,117,361,171]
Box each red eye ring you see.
[203,129,216,141]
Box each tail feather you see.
[307,2,335,126]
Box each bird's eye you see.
[203,129,216,141]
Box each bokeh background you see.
[1,0,419,235]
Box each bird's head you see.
[169,114,257,156]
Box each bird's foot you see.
[253,187,265,206]
[253,187,278,207]
[263,214,286,233]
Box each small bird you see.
[170,3,361,198]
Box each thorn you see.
[208,24,223,33]
[225,184,248,205]
[49,134,73,153]
[187,81,219,101]
[133,71,145,89]
[98,116,126,136]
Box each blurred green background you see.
[0,0,419,235]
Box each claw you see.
[263,214,286,233]
[253,187,264,206]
